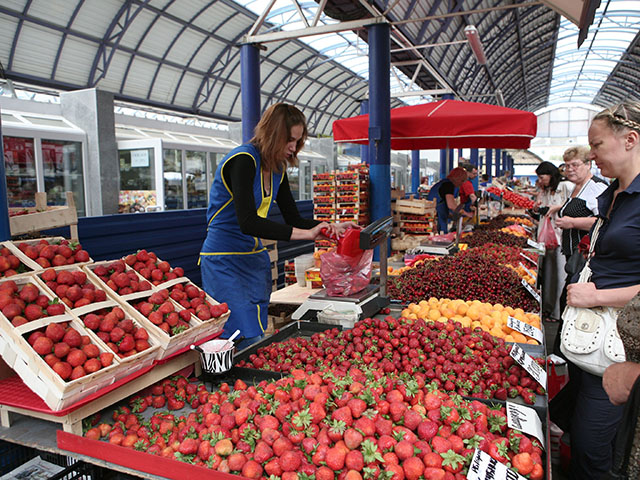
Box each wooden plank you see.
[10,192,79,240]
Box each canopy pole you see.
[486,148,493,179]
[495,149,502,177]
[470,148,479,191]
[0,111,10,241]
[360,100,369,164]
[439,94,454,178]
[411,150,420,194]
[241,44,261,143]
[367,22,391,261]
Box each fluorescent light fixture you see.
[464,25,487,65]
[496,89,505,107]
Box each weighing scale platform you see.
[292,285,388,321]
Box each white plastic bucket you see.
[294,254,315,287]
[193,339,234,374]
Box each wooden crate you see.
[0,276,126,411]
[121,285,229,360]
[394,198,436,215]
[6,236,93,271]
[0,240,40,280]
[83,260,155,303]
[9,192,79,240]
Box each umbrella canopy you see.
[332,99,537,150]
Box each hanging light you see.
[464,25,487,65]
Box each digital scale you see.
[292,216,393,321]
[411,215,467,256]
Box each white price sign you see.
[518,262,536,281]
[507,316,544,344]
[526,238,544,251]
[510,344,547,389]
[130,149,150,167]
[521,278,541,304]
[506,402,545,448]
[467,449,527,480]
[519,252,537,266]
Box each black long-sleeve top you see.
[223,154,319,241]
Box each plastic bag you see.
[539,215,559,250]
[319,250,373,297]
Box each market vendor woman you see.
[427,166,473,233]
[200,103,352,348]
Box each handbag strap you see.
[577,218,603,283]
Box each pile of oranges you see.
[400,297,541,345]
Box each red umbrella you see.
[332,99,537,150]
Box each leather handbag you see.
[560,219,626,376]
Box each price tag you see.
[510,344,547,389]
[518,262,537,281]
[467,449,527,480]
[519,252,537,266]
[521,224,533,233]
[521,278,541,304]
[507,316,544,344]
[527,239,544,251]
[506,402,545,448]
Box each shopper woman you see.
[565,102,640,479]
[554,146,608,276]
[534,161,573,322]
[200,103,353,348]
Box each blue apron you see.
[427,179,454,234]
[199,144,283,338]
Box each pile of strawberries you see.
[236,316,544,405]
[27,321,114,381]
[39,268,108,309]
[16,238,91,268]
[125,250,185,286]
[0,280,66,327]
[85,371,545,479]
[167,282,229,321]
[91,260,153,296]
[79,306,153,358]
[130,289,192,336]
[0,245,29,278]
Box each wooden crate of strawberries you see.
[0,276,123,410]
[6,237,92,271]
[0,241,41,280]
[83,259,155,302]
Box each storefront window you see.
[163,149,183,210]
[3,136,37,208]
[42,139,85,217]
[119,148,156,213]
[186,150,207,209]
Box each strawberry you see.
[512,452,534,475]
[431,435,452,454]
[488,438,510,463]
[403,456,425,480]
[344,449,364,471]
[278,450,301,472]
[343,428,364,450]
[325,446,346,470]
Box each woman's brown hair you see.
[593,102,640,135]
[251,103,308,173]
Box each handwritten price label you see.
[467,449,527,480]
[527,239,544,251]
[521,278,541,304]
[507,402,545,448]
[507,316,543,344]
[520,252,537,266]
[510,344,547,389]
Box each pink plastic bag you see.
[539,216,559,250]
[319,250,373,297]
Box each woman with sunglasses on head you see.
[563,102,640,479]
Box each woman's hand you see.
[566,282,599,308]
[603,362,640,405]
[547,204,562,216]
[555,216,573,229]
[290,222,329,241]
[324,221,360,239]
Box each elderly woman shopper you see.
[534,161,573,322]
[565,102,640,479]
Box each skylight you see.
[234,0,426,103]
[548,0,639,105]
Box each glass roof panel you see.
[548,0,640,106]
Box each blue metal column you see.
[439,149,447,179]
[457,149,463,159]
[411,150,420,194]
[367,23,391,260]
[502,151,507,177]
[486,149,493,179]
[447,149,454,172]
[470,148,479,190]
[0,113,10,240]
[360,100,369,164]
[495,149,502,176]
[240,44,261,143]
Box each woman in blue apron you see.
[200,103,351,348]
[426,167,471,233]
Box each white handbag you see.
[560,219,626,376]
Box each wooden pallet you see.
[10,192,79,241]
[394,198,436,215]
